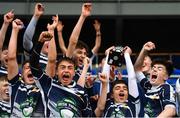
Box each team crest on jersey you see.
[57,98,79,117]
[145,102,154,117]
[111,108,125,118]
[20,97,36,117]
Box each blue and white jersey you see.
[0,66,7,77]
[39,53,48,71]
[0,100,10,117]
[9,74,45,117]
[140,78,176,117]
[103,97,139,117]
[33,72,92,117]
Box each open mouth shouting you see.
[119,93,125,97]
[27,73,34,82]
[62,73,71,81]
[78,58,84,66]
[119,92,125,100]
[151,74,157,82]
[5,89,9,96]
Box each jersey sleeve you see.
[161,84,176,108]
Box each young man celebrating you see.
[95,46,140,117]
[135,45,176,117]
[30,30,91,117]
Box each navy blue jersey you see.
[39,53,48,71]
[140,78,176,117]
[30,41,92,117]
[32,70,92,117]
[9,74,45,117]
[0,100,10,117]
[103,97,139,117]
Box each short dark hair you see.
[0,75,8,82]
[151,58,174,76]
[75,40,89,55]
[110,79,128,93]
[56,56,75,70]
[22,60,30,69]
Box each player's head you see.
[56,57,76,86]
[22,60,34,85]
[0,75,9,102]
[111,80,128,103]
[73,40,89,67]
[150,58,174,86]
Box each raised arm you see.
[77,57,90,87]
[23,3,44,60]
[0,10,14,58]
[46,15,58,77]
[30,31,53,78]
[92,20,102,55]
[57,21,67,55]
[99,46,114,94]
[134,41,155,71]
[124,46,139,98]
[8,19,24,80]
[66,3,92,58]
[94,73,108,117]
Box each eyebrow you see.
[59,65,74,67]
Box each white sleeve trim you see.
[124,53,139,98]
[136,71,146,82]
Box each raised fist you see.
[4,9,14,24]
[38,31,53,43]
[12,19,24,30]
[81,3,92,17]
